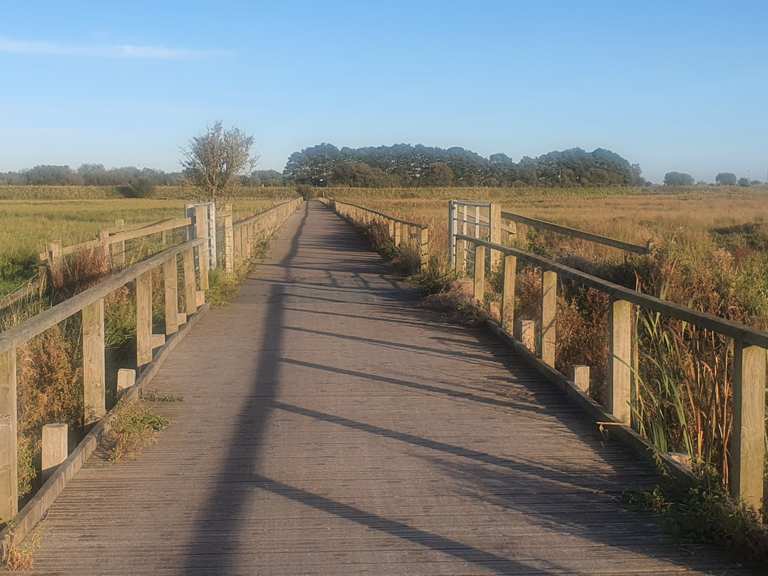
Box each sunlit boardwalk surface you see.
[23,202,753,575]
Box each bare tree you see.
[181,122,256,201]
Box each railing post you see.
[113,219,126,267]
[730,342,766,512]
[419,228,430,272]
[183,248,197,315]
[473,245,485,304]
[0,347,18,520]
[234,224,242,265]
[222,204,234,276]
[609,299,633,424]
[163,256,179,336]
[42,423,68,481]
[490,203,501,268]
[193,206,210,289]
[448,200,456,268]
[47,241,63,289]
[394,222,402,247]
[501,254,517,334]
[541,270,557,367]
[456,239,467,276]
[82,298,106,424]
[136,271,153,367]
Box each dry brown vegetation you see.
[332,185,768,503]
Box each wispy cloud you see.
[0,37,227,60]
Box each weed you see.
[140,389,183,403]
[2,525,41,571]
[102,400,169,463]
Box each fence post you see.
[136,271,153,367]
[42,423,68,481]
[98,229,111,270]
[448,201,456,268]
[730,342,766,512]
[419,228,430,272]
[0,347,18,520]
[47,241,63,289]
[222,204,234,276]
[113,219,126,267]
[117,368,136,393]
[573,365,590,394]
[456,239,466,276]
[394,222,402,247]
[541,271,557,367]
[183,248,197,315]
[193,206,210,290]
[501,254,517,334]
[490,203,501,268]
[609,299,633,424]
[163,257,179,336]
[82,298,106,424]
[474,245,485,304]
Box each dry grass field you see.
[0,188,295,296]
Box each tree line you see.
[663,171,762,187]
[283,143,646,187]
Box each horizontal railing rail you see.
[453,232,766,513]
[330,199,430,271]
[0,196,304,528]
[501,210,652,255]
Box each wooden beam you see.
[163,257,179,336]
[501,254,517,334]
[136,271,153,367]
[41,423,68,481]
[730,343,766,512]
[82,298,105,424]
[183,248,197,315]
[541,271,557,368]
[609,299,633,424]
[473,245,485,304]
[0,348,18,520]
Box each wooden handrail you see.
[501,211,651,255]
[334,200,428,229]
[455,233,768,348]
[0,239,204,351]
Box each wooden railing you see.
[0,197,303,525]
[330,199,430,271]
[453,232,766,512]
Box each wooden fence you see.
[330,199,430,271]
[0,197,303,524]
[452,231,766,512]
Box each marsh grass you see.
[101,399,168,463]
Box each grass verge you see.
[101,400,169,463]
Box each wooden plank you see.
[136,271,153,367]
[501,210,650,254]
[541,270,557,368]
[730,343,766,511]
[609,299,633,424]
[183,248,197,316]
[82,298,105,425]
[163,257,179,336]
[501,254,517,334]
[489,203,501,268]
[223,205,234,275]
[473,245,485,304]
[0,347,17,521]
[194,206,210,291]
[573,365,590,394]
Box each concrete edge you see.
[483,318,695,486]
[1,303,210,552]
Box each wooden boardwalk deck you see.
[22,202,754,575]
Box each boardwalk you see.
[24,202,751,575]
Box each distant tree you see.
[424,162,454,186]
[715,172,737,186]
[181,121,255,201]
[630,164,646,186]
[24,165,83,185]
[249,169,284,186]
[738,177,751,187]
[664,171,694,186]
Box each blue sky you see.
[1,0,766,183]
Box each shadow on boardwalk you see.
[26,202,755,575]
